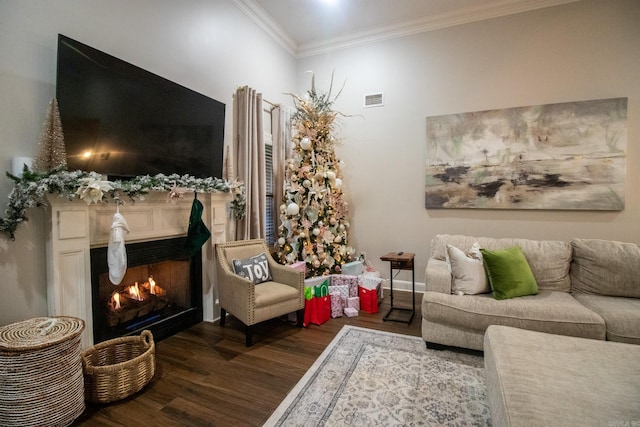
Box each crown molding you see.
[232,0,581,59]
[230,0,298,56]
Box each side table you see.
[380,252,415,323]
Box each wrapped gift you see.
[314,281,329,299]
[302,277,331,326]
[303,294,331,326]
[347,296,360,311]
[328,284,349,302]
[377,280,385,302]
[359,286,378,314]
[359,271,384,302]
[304,276,330,298]
[305,276,329,289]
[359,272,383,289]
[344,307,359,317]
[332,274,359,297]
[330,292,344,318]
[288,261,307,275]
[304,286,314,300]
[341,260,363,276]
[364,259,377,273]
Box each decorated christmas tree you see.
[33,98,68,173]
[275,77,355,276]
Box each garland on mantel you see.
[0,166,246,240]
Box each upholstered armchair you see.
[214,239,305,346]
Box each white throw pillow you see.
[446,243,490,295]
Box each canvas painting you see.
[425,98,627,210]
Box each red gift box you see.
[358,286,378,314]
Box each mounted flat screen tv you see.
[56,34,225,179]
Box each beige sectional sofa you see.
[484,325,640,427]
[422,234,640,351]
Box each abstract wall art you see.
[425,98,627,210]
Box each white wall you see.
[296,0,640,287]
[0,0,296,325]
[2,0,639,324]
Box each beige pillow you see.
[447,243,490,295]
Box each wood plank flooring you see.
[73,290,423,426]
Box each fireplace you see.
[45,192,229,348]
[90,237,202,343]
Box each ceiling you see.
[233,0,580,57]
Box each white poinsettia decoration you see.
[75,178,114,204]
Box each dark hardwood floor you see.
[73,290,423,426]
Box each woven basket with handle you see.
[81,329,155,403]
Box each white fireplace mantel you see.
[45,191,229,348]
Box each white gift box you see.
[344,307,359,317]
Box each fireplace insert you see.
[90,236,202,343]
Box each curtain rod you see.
[234,87,278,110]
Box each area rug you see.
[264,325,491,426]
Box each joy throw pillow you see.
[232,252,273,284]
[480,245,538,300]
[447,243,490,295]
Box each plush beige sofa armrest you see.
[425,258,452,294]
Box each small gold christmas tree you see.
[33,98,68,173]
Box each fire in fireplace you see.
[90,236,202,343]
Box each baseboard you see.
[381,278,425,293]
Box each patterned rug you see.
[264,326,491,426]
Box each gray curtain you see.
[234,86,265,240]
[271,105,294,234]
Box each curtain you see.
[271,105,295,234]
[234,86,265,240]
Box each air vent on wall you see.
[364,92,384,108]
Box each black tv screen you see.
[56,34,225,179]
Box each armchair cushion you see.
[232,252,272,284]
[255,282,300,308]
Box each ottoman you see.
[484,325,640,427]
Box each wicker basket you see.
[0,316,85,427]
[81,330,155,403]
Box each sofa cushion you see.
[570,238,640,298]
[422,290,605,340]
[484,326,640,427]
[431,235,572,292]
[572,294,640,344]
[447,243,490,295]
[480,246,538,300]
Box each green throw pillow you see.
[480,246,538,300]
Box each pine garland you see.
[0,166,246,240]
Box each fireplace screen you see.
[91,237,202,343]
